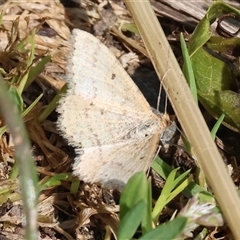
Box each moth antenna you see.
[156,77,162,112]
[157,68,171,113]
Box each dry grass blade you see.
[124,0,240,239]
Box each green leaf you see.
[152,167,191,223]
[26,55,51,89]
[8,86,24,113]
[120,23,139,34]
[70,178,80,194]
[187,0,240,132]
[139,217,187,240]
[117,200,146,240]
[119,172,148,220]
[180,33,198,102]
[141,179,153,234]
[211,113,225,139]
[38,83,67,123]
[118,172,151,239]
[191,48,232,93]
[0,93,43,137]
[152,157,214,203]
[39,174,68,191]
[0,74,39,240]
[22,93,43,117]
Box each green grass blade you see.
[211,113,225,139]
[0,74,39,240]
[181,33,198,102]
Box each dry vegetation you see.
[0,0,239,239]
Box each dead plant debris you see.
[0,0,239,239]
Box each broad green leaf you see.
[117,200,146,240]
[119,172,148,220]
[139,217,187,240]
[198,90,240,131]
[207,36,240,53]
[187,0,240,132]
[188,1,240,56]
[191,48,232,93]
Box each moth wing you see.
[66,29,151,114]
[73,133,160,190]
[57,95,162,148]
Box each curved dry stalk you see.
[124,0,240,239]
